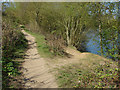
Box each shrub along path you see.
[21,30,58,88]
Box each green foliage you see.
[89,2,119,58]
[3,2,119,59]
[102,20,119,60]
[3,62,18,76]
[2,17,28,88]
[14,2,90,52]
[20,25,25,29]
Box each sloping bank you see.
[24,29,119,88]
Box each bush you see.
[2,19,28,88]
[20,25,25,29]
[45,34,66,56]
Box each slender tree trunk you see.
[66,18,71,46]
[118,1,120,60]
[98,3,103,56]
[99,22,103,55]
[66,27,70,46]
[70,17,74,45]
[58,19,71,46]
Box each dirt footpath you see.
[21,30,58,88]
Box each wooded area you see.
[2,2,120,88]
[3,2,120,57]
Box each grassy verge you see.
[25,29,53,58]
[56,58,118,88]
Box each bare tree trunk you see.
[66,18,71,46]
[66,27,70,46]
[58,19,71,46]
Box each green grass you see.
[25,30,53,58]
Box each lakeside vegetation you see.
[2,2,120,88]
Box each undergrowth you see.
[57,60,119,88]
[2,20,28,88]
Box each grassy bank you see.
[56,56,118,88]
[25,30,53,58]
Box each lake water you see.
[86,30,120,59]
[86,30,101,55]
[86,34,101,55]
